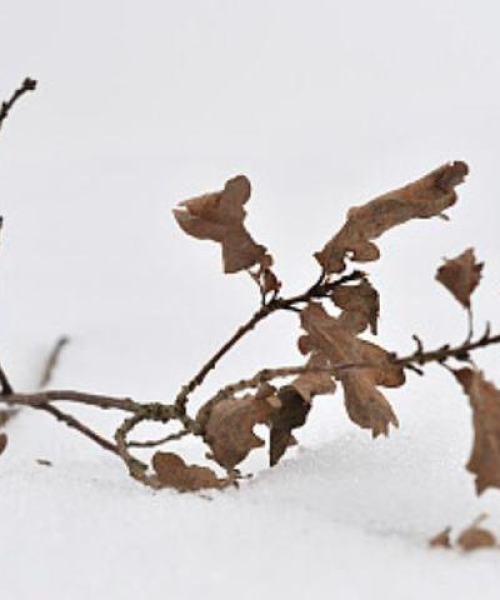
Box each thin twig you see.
[0,77,37,134]
[196,327,500,431]
[128,428,190,448]
[39,336,70,389]
[38,403,119,455]
[174,269,364,411]
[1,390,141,413]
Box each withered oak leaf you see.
[315,161,468,274]
[436,247,483,309]
[173,175,270,274]
[291,351,337,403]
[269,385,311,467]
[331,278,380,335]
[152,451,227,492]
[429,527,452,549]
[203,384,277,469]
[454,368,500,495]
[300,303,405,437]
[457,516,498,551]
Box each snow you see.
[2,1,500,598]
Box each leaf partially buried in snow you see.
[457,515,498,552]
[173,175,270,274]
[300,303,405,437]
[152,452,227,492]
[315,161,468,274]
[0,432,7,457]
[331,278,380,335]
[203,384,277,469]
[436,247,483,309]
[429,527,452,549]
[454,368,500,494]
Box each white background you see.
[1,1,500,598]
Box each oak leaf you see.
[204,384,277,469]
[300,303,405,437]
[291,351,337,403]
[173,175,269,274]
[454,368,500,494]
[331,278,380,335]
[269,386,311,467]
[457,516,498,551]
[429,527,452,549]
[315,161,468,274]
[0,432,7,457]
[152,452,226,492]
[436,248,483,309]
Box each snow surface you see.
[1,1,500,598]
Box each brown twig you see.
[38,403,118,454]
[39,336,70,389]
[174,269,364,411]
[0,77,37,134]
[195,326,500,432]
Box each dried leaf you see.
[436,248,483,309]
[454,368,500,494]
[429,527,452,549]
[291,352,336,403]
[315,161,468,274]
[0,432,7,456]
[269,386,311,467]
[457,516,497,551]
[173,175,269,274]
[204,384,277,469]
[300,303,405,437]
[152,452,226,492]
[332,279,380,335]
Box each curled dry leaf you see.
[315,161,468,274]
[300,303,405,437]
[331,278,380,335]
[152,451,227,492]
[429,527,452,549]
[454,368,500,494]
[203,384,277,469]
[173,175,270,274]
[0,432,7,456]
[457,516,498,552]
[269,386,311,467]
[436,247,483,309]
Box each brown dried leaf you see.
[315,161,468,274]
[0,432,7,457]
[436,248,483,309]
[204,384,277,469]
[454,368,500,494]
[173,175,269,274]
[300,303,405,437]
[269,386,311,467]
[152,451,226,492]
[332,279,380,335]
[429,527,452,549]
[292,352,336,403]
[457,516,498,552]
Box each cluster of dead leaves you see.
[434,246,500,497]
[167,162,480,493]
[430,516,498,552]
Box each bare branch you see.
[39,336,70,389]
[0,77,37,134]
